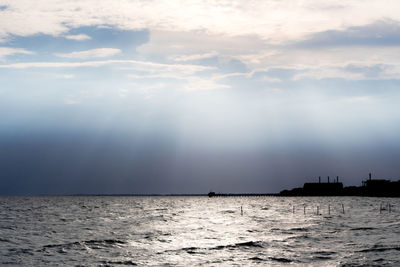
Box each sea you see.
[1,196,400,266]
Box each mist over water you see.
[1,196,400,266]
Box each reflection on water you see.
[1,196,400,265]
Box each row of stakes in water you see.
[380,202,393,213]
[238,203,395,215]
[291,204,345,215]
[291,203,395,215]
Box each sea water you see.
[1,196,400,266]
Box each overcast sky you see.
[1,0,400,195]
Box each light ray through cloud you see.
[1,0,400,194]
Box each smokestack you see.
[319,176,321,183]
[336,176,339,183]
[369,173,372,180]
[328,176,330,183]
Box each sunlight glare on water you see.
[1,196,400,266]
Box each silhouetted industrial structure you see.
[280,173,400,197]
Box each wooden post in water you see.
[317,206,319,215]
[389,203,391,213]
[293,205,295,214]
[380,203,382,214]
[304,205,306,215]
[342,203,345,214]
[328,204,330,215]
[241,206,243,216]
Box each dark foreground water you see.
[1,196,400,266]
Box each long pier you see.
[208,192,278,197]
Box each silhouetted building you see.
[362,173,400,197]
[280,173,400,197]
[280,176,343,196]
[303,182,343,196]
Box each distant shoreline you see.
[1,193,399,197]
[0,193,281,197]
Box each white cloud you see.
[1,0,400,85]
[137,30,267,59]
[293,63,400,81]
[222,45,400,81]
[120,61,215,77]
[0,60,215,75]
[128,73,229,91]
[183,76,230,91]
[2,0,400,43]
[125,61,227,91]
[260,75,282,83]
[55,48,121,59]
[233,50,280,67]
[64,34,91,41]
[170,51,218,62]
[293,67,366,81]
[0,47,33,60]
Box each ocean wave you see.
[284,234,318,241]
[3,196,400,265]
[289,227,310,232]
[42,239,126,252]
[164,241,266,255]
[0,238,12,243]
[312,256,332,260]
[99,260,137,265]
[7,248,34,256]
[212,241,265,250]
[221,210,236,214]
[269,257,292,263]
[314,250,336,256]
[359,245,400,253]
[350,227,375,231]
[249,256,265,261]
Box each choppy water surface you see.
[1,196,400,266]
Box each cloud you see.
[170,51,218,62]
[55,48,121,59]
[1,1,400,88]
[223,44,400,82]
[2,0,400,44]
[293,67,366,81]
[124,61,227,91]
[128,73,229,91]
[137,30,267,58]
[119,61,215,77]
[293,63,400,81]
[233,50,280,67]
[136,21,400,83]
[64,34,91,41]
[0,47,33,60]
[295,20,400,48]
[0,59,214,72]
[183,76,230,91]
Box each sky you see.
[1,0,400,195]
